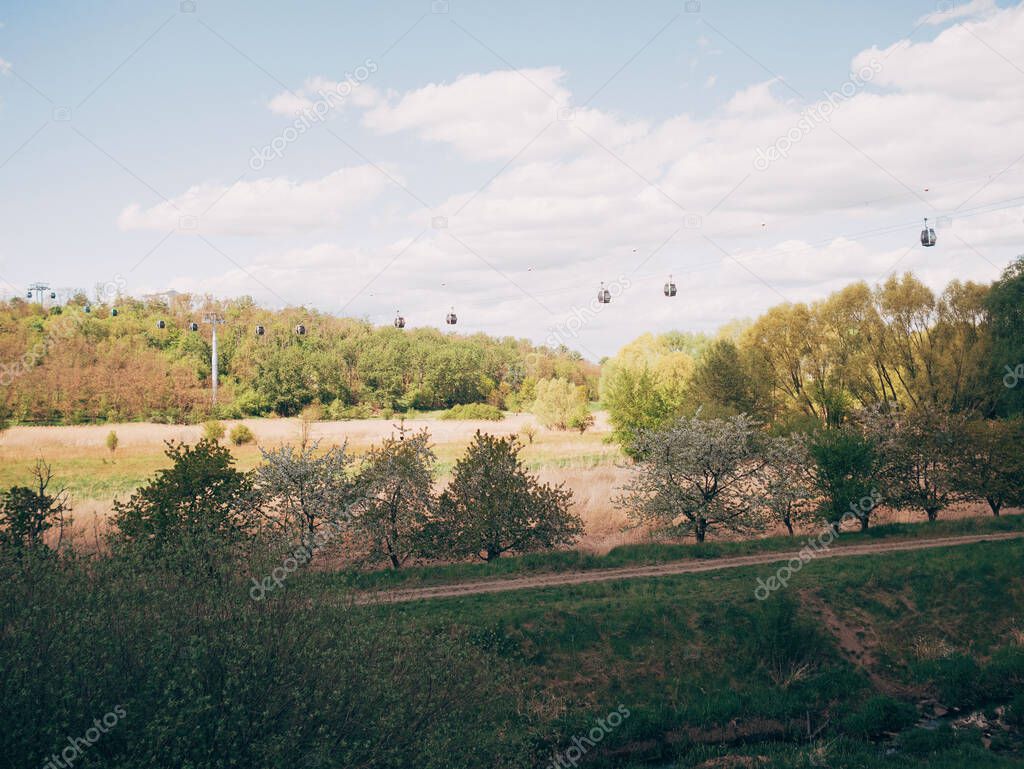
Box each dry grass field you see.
[0,411,1012,554]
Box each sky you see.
[1,0,1023,360]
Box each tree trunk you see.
[485,546,501,561]
[986,496,1002,516]
[859,515,869,531]
[784,516,794,537]
[694,519,707,543]
[926,507,939,522]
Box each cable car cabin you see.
[255,325,265,336]
[50,292,57,299]
[921,218,937,247]
[294,324,306,335]
[394,313,406,329]
[156,320,166,329]
[445,308,457,325]
[110,308,118,317]
[189,322,199,332]
[26,290,32,298]
[597,283,611,304]
[83,305,91,313]
[664,276,677,297]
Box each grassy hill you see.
[4,524,1023,767]
[325,532,1024,767]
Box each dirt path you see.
[359,532,1024,604]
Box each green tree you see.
[111,439,258,556]
[807,427,878,531]
[987,256,1024,417]
[0,460,69,550]
[956,418,1024,516]
[351,429,435,569]
[601,366,675,456]
[866,406,968,522]
[434,432,580,561]
[253,346,316,416]
[687,339,761,417]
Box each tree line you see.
[602,258,1024,449]
[618,409,1024,542]
[0,293,597,425]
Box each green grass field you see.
[326,537,1024,767]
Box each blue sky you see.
[2,0,1022,358]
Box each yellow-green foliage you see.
[229,423,254,445]
[532,378,592,431]
[203,420,226,442]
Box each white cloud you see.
[361,67,647,161]
[118,166,395,236]
[266,75,382,117]
[157,3,1024,354]
[704,74,717,89]
[0,57,11,75]
[916,0,998,26]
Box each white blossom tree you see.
[617,414,770,542]
[762,434,818,535]
[255,440,355,557]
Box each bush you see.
[1006,692,1024,727]
[0,548,539,769]
[439,403,504,421]
[841,695,918,739]
[229,424,254,446]
[743,595,828,689]
[980,646,1024,701]
[898,725,975,756]
[203,420,226,442]
[105,430,119,456]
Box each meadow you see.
[0,411,634,551]
[1,411,1011,558]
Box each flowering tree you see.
[762,434,818,535]
[256,440,354,556]
[617,414,769,542]
[350,429,435,569]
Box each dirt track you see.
[360,532,1024,604]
